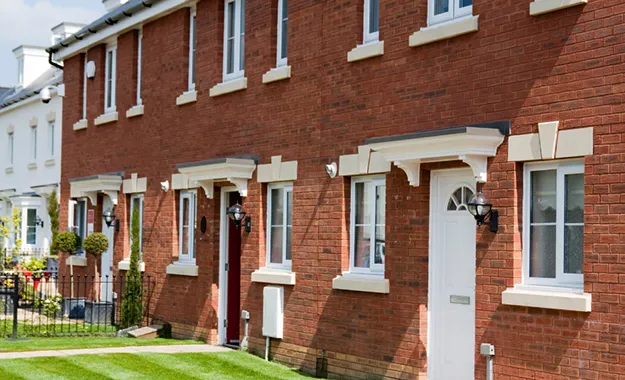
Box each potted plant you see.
[83,233,111,325]
[21,258,46,290]
[54,231,84,318]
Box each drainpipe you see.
[240,310,249,352]
[480,343,495,380]
[265,337,270,361]
[48,50,63,71]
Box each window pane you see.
[565,174,584,223]
[182,198,189,255]
[270,226,283,263]
[26,209,36,245]
[565,225,583,274]
[281,19,288,59]
[226,2,235,74]
[369,0,379,34]
[531,170,556,223]
[375,185,385,226]
[106,51,113,107]
[459,0,472,7]
[271,188,284,226]
[239,0,245,72]
[190,15,196,85]
[375,184,385,265]
[286,226,292,260]
[530,225,556,278]
[354,183,371,225]
[434,0,449,15]
[354,225,370,268]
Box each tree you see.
[121,202,143,328]
[54,231,81,298]
[47,190,60,253]
[83,233,109,301]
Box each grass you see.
[0,321,117,338]
[0,351,312,379]
[0,337,201,352]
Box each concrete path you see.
[0,344,230,360]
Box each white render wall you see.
[0,94,62,254]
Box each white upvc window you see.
[82,54,88,120]
[48,121,55,158]
[31,125,37,161]
[363,0,379,44]
[428,0,472,26]
[523,160,584,289]
[69,198,87,255]
[129,194,144,257]
[178,190,197,263]
[17,58,24,87]
[137,30,143,105]
[223,0,245,81]
[7,132,14,166]
[266,183,293,270]
[104,44,117,113]
[25,208,37,246]
[188,9,197,91]
[276,0,288,67]
[350,176,386,275]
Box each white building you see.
[0,23,83,258]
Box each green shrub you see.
[121,202,143,328]
[83,233,108,256]
[48,190,60,253]
[55,232,81,255]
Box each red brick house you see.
[47,0,621,378]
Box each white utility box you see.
[262,286,284,339]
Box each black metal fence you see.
[0,273,154,338]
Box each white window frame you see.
[349,175,386,275]
[48,121,55,158]
[523,160,584,289]
[363,0,379,44]
[24,208,37,247]
[17,58,24,87]
[70,198,88,255]
[137,30,143,105]
[276,0,288,67]
[82,54,88,120]
[129,194,144,258]
[178,190,197,263]
[7,132,14,166]
[222,0,245,81]
[427,0,473,26]
[188,9,197,91]
[30,125,37,161]
[266,182,293,270]
[104,44,117,113]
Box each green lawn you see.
[0,321,117,338]
[0,351,312,379]
[0,337,201,352]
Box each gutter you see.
[45,0,162,56]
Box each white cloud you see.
[0,0,102,86]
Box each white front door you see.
[101,196,115,303]
[428,169,477,380]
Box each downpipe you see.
[480,343,495,380]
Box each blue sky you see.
[0,0,104,86]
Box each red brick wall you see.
[59,0,625,378]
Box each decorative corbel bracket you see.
[197,180,215,199]
[460,154,488,183]
[102,191,118,205]
[394,159,421,187]
[228,177,249,197]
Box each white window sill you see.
[347,40,384,62]
[209,77,247,97]
[5,167,13,174]
[502,287,591,312]
[73,119,88,131]
[28,162,37,170]
[126,104,144,118]
[251,268,296,285]
[118,259,145,272]
[166,262,198,276]
[67,256,87,267]
[409,15,479,47]
[45,158,56,167]
[176,90,197,106]
[530,0,587,16]
[332,274,389,294]
[262,66,291,84]
[94,111,119,126]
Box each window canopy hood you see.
[176,157,257,198]
[69,173,123,205]
[365,121,509,186]
[31,183,58,198]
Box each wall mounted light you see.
[103,208,116,228]
[467,191,499,233]
[244,216,252,233]
[227,203,247,230]
[86,61,96,80]
[35,216,44,228]
[325,162,338,178]
[160,180,170,192]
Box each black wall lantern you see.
[103,208,116,228]
[227,203,252,233]
[467,190,499,233]
[35,216,44,228]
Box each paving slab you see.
[0,344,230,360]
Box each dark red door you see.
[226,192,242,344]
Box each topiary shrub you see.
[83,233,109,257]
[121,202,143,328]
[48,189,60,253]
[54,232,81,255]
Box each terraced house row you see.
[33,0,624,378]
